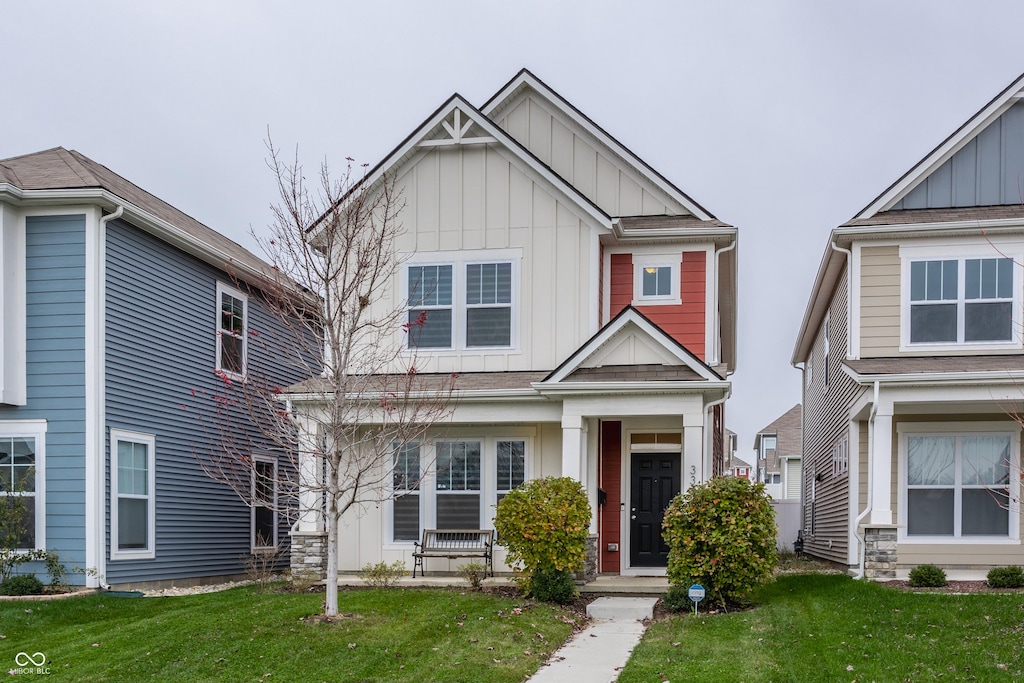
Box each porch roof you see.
[845,355,1024,378]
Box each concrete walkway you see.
[527,597,656,683]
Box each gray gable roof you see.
[0,147,274,284]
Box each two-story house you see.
[794,73,1024,579]
[753,404,802,500]
[288,69,738,578]
[0,148,305,589]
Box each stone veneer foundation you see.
[290,530,328,583]
[862,525,897,579]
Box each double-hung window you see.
[252,457,278,551]
[435,441,481,529]
[495,440,525,504]
[466,263,512,347]
[217,283,248,375]
[407,265,453,349]
[110,430,156,560]
[392,442,421,542]
[905,431,1014,538]
[405,255,516,351]
[907,255,1017,346]
[0,422,45,550]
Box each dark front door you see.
[630,453,680,567]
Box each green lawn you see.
[619,573,1024,682]
[0,586,578,682]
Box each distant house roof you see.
[753,403,802,457]
[0,147,274,285]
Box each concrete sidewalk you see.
[527,597,656,683]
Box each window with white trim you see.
[436,440,481,529]
[406,259,515,350]
[832,433,848,477]
[388,436,530,543]
[217,283,248,375]
[633,260,680,305]
[252,457,278,551]
[0,422,45,550]
[906,256,1018,346]
[110,430,155,560]
[905,432,1012,538]
[392,442,421,542]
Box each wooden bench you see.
[412,529,494,578]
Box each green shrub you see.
[908,564,947,588]
[457,562,488,591]
[529,567,576,604]
[357,560,407,588]
[987,565,1024,589]
[494,476,591,598]
[662,476,777,606]
[0,574,44,596]
[662,585,694,613]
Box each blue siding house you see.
[0,147,303,588]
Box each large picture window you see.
[405,256,516,351]
[110,430,156,560]
[388,436,529,543]
[0,423,45,550]
[908,257,1015,345]
[906,432,1012,537]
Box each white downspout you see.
[703,390,731,480]
[710,240,736,368]
[93,205,123,590]
[853,380,879,580]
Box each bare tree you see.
[194,142,455,617]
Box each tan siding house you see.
[794,72,1024,579]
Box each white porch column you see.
[561,414,586,481]
[682,411,704,493]
[295,412,323,532]
[869,407,894,525]
[586,418,599,535]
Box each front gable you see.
[858,72,1024,217]
[483,69,714,221]
[540,306,722,386]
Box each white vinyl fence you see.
[772,499,802,552]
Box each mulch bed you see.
[883,580,1024,594]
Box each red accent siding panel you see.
[635,251,707,359]
[598,243,605,326]
[609,253,633,318]
[599,420,622,573]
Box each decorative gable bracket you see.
[418,108,497,148]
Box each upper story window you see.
[901,244,1022,351]
[633,259,680,305]
[405,252,518,352]
[217,283,248,376]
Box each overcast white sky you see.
[5,1,1024,460]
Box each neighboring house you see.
[753,404,802,500]
[793,72,1024,578]
[0,148,303,588]
[724,428,753,479]
[288,69,738,577]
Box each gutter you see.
[710,239,737,368]
[829,242,853,360]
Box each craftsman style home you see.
[0,148,303,588]
[794,73,1024,579]
[288,69,737,577]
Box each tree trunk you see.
[324,495,339,617]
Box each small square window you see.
[641,266,672,297]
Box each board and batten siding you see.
[801,264,863,565]
[0,215,88,581]
[493,94,679,218]
[104,219,300,585]
[859,245,900,357]
[893,101,1024,210]
[393,144,595,373]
